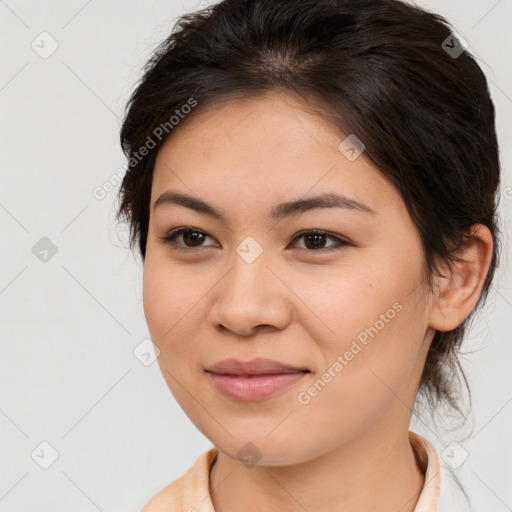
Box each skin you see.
[141,90,493,512]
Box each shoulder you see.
[141,447,218,512]
[437,463,472,512]
[141,473,187,512]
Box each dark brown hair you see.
[117,0,502,417]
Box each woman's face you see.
[143,91,436,465]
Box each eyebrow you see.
[153,191,376,222]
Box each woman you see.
[117,0,501,510]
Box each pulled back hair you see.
[117,0,502,418]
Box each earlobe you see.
[428,224,493,332]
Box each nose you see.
[208,249,292,337]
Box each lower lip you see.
[207,371,308,401]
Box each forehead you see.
[151,92,402,220]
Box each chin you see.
[210,433,317,468]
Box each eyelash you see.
[158,227,351,254]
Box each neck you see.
[209,423,425,512]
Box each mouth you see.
[205,357,311,401]
[206,369,310,401]
[205,357,310,376]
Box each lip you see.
[206,357,309,376]
[205,358,310,401]
[207,372,308,401]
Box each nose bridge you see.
[226,238,272,302]
[210,237,290,334]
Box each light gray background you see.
[1,0,511,510]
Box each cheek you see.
[309,254,427,388]
[142,257,203,349]
[142,263,170,340]
[142,259,209,407]
[302,262,401,348]
[293,299,425,447]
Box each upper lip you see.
[206,357,309,376]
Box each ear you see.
[428,224,494,332]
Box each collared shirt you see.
[142,431,471,511]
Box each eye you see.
[158,227,215,251]
[291,229,350,252]
[158,227,350,253]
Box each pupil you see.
[184,231,204,246]
[305,233,325,250]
